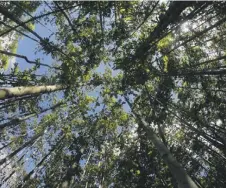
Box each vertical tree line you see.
[0,1,225,188]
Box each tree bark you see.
[146,91,225,152]
[0,50,60,70]
[0,131,43,166]
[143,125,198,188]
[17,136,65,188]
[125,97,198,188]
[0,85,65,100]
[0,101,64,129]
[169,69,226,77]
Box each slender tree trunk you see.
[169,69,226,77]
[17,136,65,188]
[1,170,15,186]
[147,17,225,75]
[0,131,43,166]
[175,86,225,93]
[125,97,198,188]
[0,153,25,186]
[166,17,226,56]
[113,2,159,55]
[0,94,39,109]
[81,150,92,182]
[145,89,225,152]
[0,101,64,129]
[3,101,63,122]
[167,101,226,147]
[135,1,197,58]
[193,136,225,160]
[182,55,226,69]
[0,85,65,100]
[142,120,198,188]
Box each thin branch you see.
[185,55,226,69]
[0,131,43,166]
[54,2,76,33]
[18,135,65,188]
[0,50,60,70]
[113,1,158,55]
[0,5,82,73]
[0,20,39,42]
[0,101,64,130]
[81,150,93,182]
[11,1,54,33]
[0,4,78,38]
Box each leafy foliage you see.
[0,1,225,188]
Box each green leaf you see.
[163,55,168,72]
[157,34,173,51]
[136,170,140,175]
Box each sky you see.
[16,14,56,75]
[0,2,220,186]
[13,7,130,108]
[0,3,140,181]
[3,5,128,176]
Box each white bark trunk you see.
[0,85,64,100]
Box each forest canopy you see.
[0,1,226,188]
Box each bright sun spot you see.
[181,22,189,32]
[181,22,197,33]
[216,119,223,126]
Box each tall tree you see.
[0,1,225,188]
